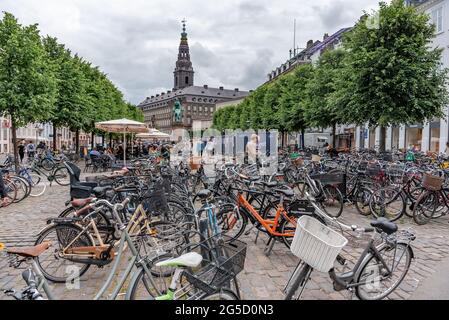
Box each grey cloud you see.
[2,0,381,104]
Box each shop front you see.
[405,125,423,151]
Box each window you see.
[185,76,189,84]
[431,7,443,33]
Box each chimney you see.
[323,33,329,41]
[204,85,208,89]
[234,88,239,92]
[219,86,224,90]
[151,96,154,99]
[306,39,314,48]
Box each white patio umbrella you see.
[95,118,148,166]
[136,129,171,141]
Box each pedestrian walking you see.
[246,134,259,164]
[26,141,36,160]
[18,141,25,163]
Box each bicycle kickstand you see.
[264,236,276,257]
[254,229,260,244]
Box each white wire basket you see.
[290,216,348,273]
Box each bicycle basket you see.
[290,216,348,273]
[310,173,344,185]
[422,173,443,191]
[183,235,247,295]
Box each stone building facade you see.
[138,21,249,133]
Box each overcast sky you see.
[2,0,382,104]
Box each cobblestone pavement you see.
[1,179,449,300]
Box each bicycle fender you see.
[397,241,415,260]
[36,223,58,236]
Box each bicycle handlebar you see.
[304,191,374,234]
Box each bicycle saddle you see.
[155,252,203,268]
[7,241,52,258]
[370,218,398,235]
[196,189,212,199]
[274,188,295,198]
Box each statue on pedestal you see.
[173,99,183,123]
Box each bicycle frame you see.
[329,238,396,290]
[27,215,161,300]
[237,192,296,238]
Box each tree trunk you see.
[53,125,57,151]
[332,123,337,148]
[75,129,80,153]
[379,126,386,152]
[301,128,305,150]
[10,115,19,172]
[91,131,95,150]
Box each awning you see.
[317,136,329,140]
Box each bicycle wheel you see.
[10,176,29,203]
[369,187,405,222]
[355,243,412,300]
[59,207,114,244]
[354,188,372,216]
[28,171,46,197]
[279,217,296,248]
[320,185,344,218]
[53,166,70,186]
[216,202,248,242]
[413,191,437,225]
[2,179,17,206]
[284,261,312,300]
[41,159,55,171]
[127,261,180,300]
[34,223,93,283]
[202,289,240,300]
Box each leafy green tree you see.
[0,13,56,169]
[333,0,449,150]
[43,37,92,151]
[304,49,346,146]
[280,65,314,132]
[248,86,266,129]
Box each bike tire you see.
[355,243,412,300]
[53,166,71,186]
[34,223,93,283]
[369,187,405,222]
[284,261,312,300]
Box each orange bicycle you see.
[218,180,303,255]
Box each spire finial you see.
[182,18,186,32]
[181,18,187,39]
